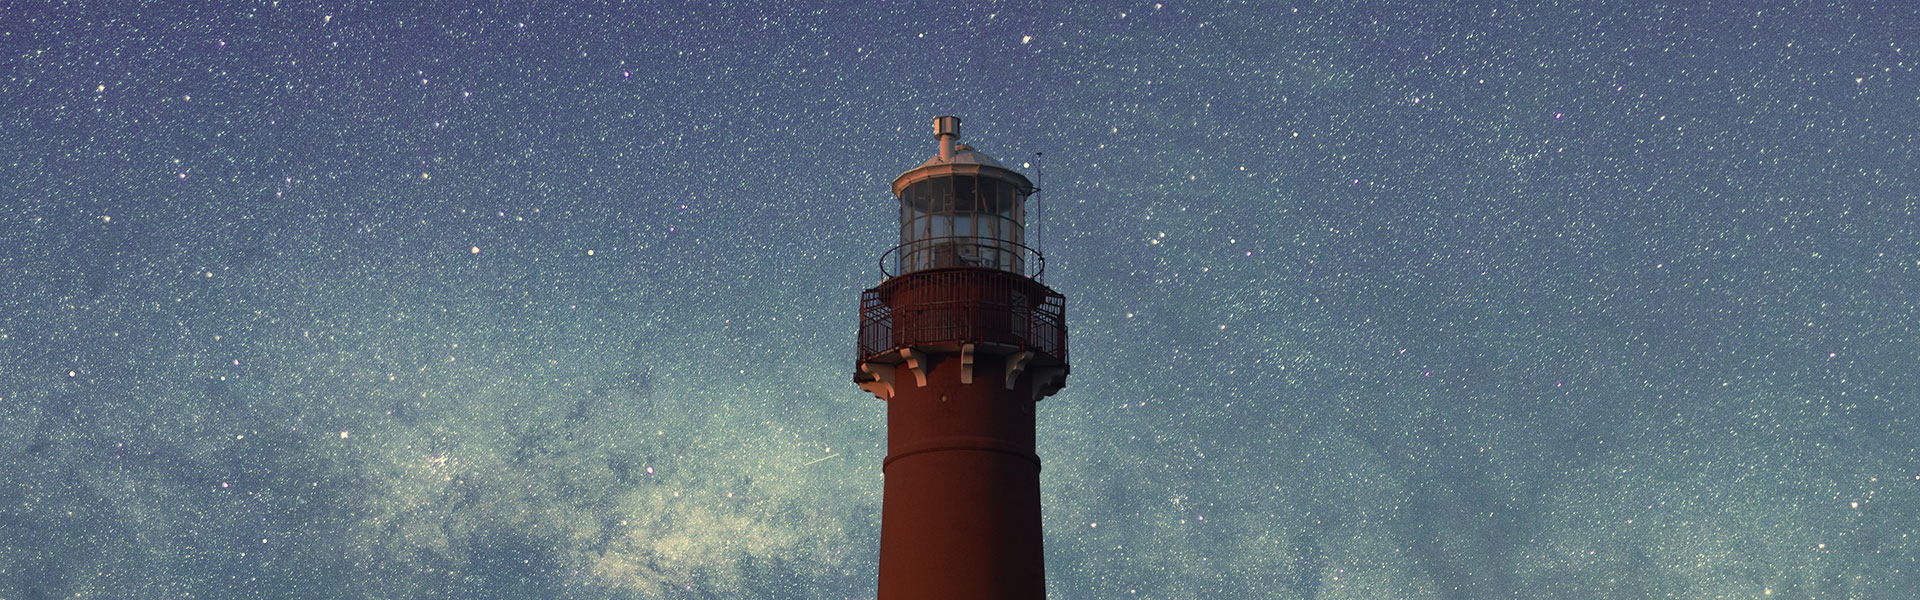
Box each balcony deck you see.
[856,267,1067,374]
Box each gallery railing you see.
[857,266,1066,367]
[878,236,1046,283]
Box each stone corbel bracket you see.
[857,361,896,401]
[900,347,929,387]
[959,344,975,385]
[1004,350,1034,390]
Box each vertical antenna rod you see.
[1034,151,1044,277]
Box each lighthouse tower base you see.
[865,349,1059,600]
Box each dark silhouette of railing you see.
[858,267,1066,366]
[879,236,1047,282]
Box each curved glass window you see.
[898,175,1027,274]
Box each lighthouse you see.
[855,116,1069,599]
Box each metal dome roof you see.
[911,143,1008,170]
[891,119,1034,197]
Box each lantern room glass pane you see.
[1000,182,1017,217]
[953,176,977,212]
[933,180,952,213]
[896,175,1031,275]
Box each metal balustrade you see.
[857,267,1067,367]
[878,236,1047,282]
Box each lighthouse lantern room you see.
[891,115,1033,275]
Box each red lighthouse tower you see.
[855,116,1068,599]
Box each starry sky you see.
[3,1,1917,598]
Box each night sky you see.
[4,2,1917,598]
